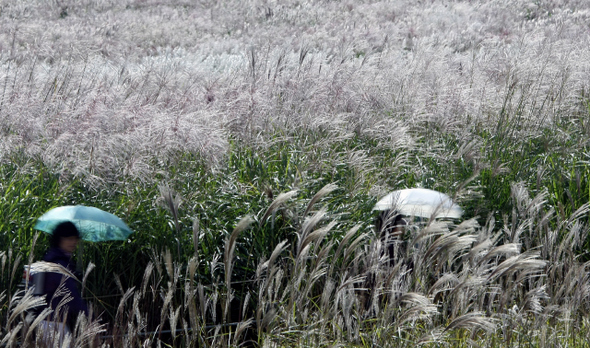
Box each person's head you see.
[50,221,80,253]
[376,210,407,238]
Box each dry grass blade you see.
[160,283,175,327]
[198,284,206,322]
[267,240,289,272]
[566,202,590,226]
[509,218,533,244]
[444,312,495,333]
[396,301,438,326]
[417,327,446,345]
[0,322,22,347]
[6,289,46,327]
[468,238,494,265]
[523,286,548,314]
[140,262,154,298]
[336,273,366,293]
[51,279,74,316]
[158,183,183,233]
[400,292,433,307]
[487,252,547,282]
[73,314,107,348]
[297,208,327,255]
[224,215,254,322]
[169,305,181,342]
[557,220,586,257]
[22,307,52,344]
[81,261,95,296]
[242,291,251,322]
[193,217,200,259]
[320,279,335,313]
[149,248,163,278]
[331,224,361,275]
[552,263,588,302]
[260,190,298,226]
[232,318,255,346]
[299,221,336,256]
[187,256,198,286]
[422,231,458,259]
[1,252,6,281]
[299,252,330,304]
[424,231,477,266]
[257,240,289,279]
[10,253,22,290]
[453,218,480,234]
[260,308,277,332]
[429,273,460,297]
[27,231,40,267]
[414,221,448,244]
[304,183,337,216]
[447,235,479,262]
[165,248,173,279]
[225,216,255,285]
[114,286,135,341]
[30,261,77,280]
[448,276,486,302]
[481,243,521,263]
[343,232,369,266]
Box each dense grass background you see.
[2,0,590,346]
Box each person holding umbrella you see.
[373,188,464,265]
[362,188,463,316]
[32,205,134,343]
[34,221,88,344]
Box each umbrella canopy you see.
[373,188,463,219]
[34,205,133,242]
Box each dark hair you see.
[375,210,406,237]
[50,221,80,248]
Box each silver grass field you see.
[2,0,590,347]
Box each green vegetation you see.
[2,0,590,346]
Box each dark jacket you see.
[41,247,88,327]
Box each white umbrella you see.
[373,188,463,219]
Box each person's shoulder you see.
[43,247,69,264]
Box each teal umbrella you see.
[34,205,133,242]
